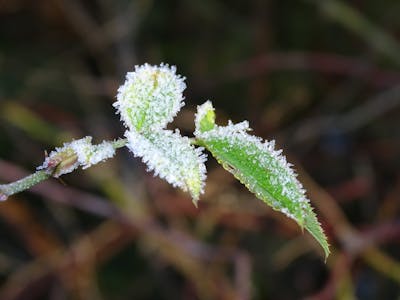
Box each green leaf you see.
[195,102,329,258]
[125,129,207,205]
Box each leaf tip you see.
[304,208,330,260]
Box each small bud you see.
[195,100,215,134]
[39,146,78,177]
[38,137,116,177]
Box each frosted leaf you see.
[38,137,116,177]
[114,63,186,132]
[195,101,329,258]
[125,129,207,204]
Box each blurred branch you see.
[0,101,72,145]
[0,159,250,299]
[308,0,400,65]
[0,200,63,256]
[284,84,400,146]
[0,220,135,300]
[54,0,153,73]
[309,252,354,300]
[223,52,400,88]
[54,0,108,54]
[363,248,400,283]
[298,165,400,289]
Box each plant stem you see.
[112,138,127,149]
[189,138,203,146]
[0,170,50,201]
[0,138,128,201]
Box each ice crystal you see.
[114,63,186,132]
[38,137,116,177]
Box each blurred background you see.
[1,0,400,299]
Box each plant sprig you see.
[0,63,329,258]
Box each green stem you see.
[0,170,50,201]
[0,137,128,201]
[189,138,203,147]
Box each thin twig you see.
[0,139,127,201]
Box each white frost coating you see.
[196,119,310,222]
[69,137,116,169]
[125,129,207,202]
[38,141,80,177]
[38,137,116,177]
[114,63,186,132]
[115,64,208,202]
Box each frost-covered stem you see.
[112,138,127,149]
[0,138,127,201]
[0,170,50,201]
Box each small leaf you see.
[114,64,186,132]
[195,100,216,133]
[125,129,207,204]
[195,102,329,257]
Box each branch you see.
[0,138,126,201]
[0,171,50,201]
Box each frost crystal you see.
[114,63,186,132]
[38,137,116,177]
[125,130,207,203]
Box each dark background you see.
[1,0,400,299]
